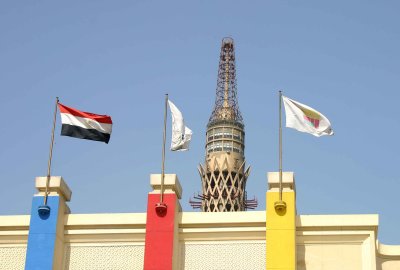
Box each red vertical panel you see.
[143,193,177,270]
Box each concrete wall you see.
[296,215,378,270]
[0,215,29,270]
[63,213,146,270]
[1,175,400,269]
[1,212,400,269]
[377,242,400,270]
[179,211,266,270]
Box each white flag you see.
[282,96,334,137]
[168,100,193,151]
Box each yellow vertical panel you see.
[266,192,295,229]
[266,191,296,270]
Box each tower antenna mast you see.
[191,38,257,212]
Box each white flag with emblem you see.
[168,100,193,151]
[282,96,334,137]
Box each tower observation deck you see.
[190,38,257,212]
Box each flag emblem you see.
[300,107,320,128]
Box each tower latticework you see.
[190,37,257,212]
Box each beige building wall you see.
[2,211,400,270]
[1,211,400,269]
[296,215,378,270]
[179,211,266,269]
[0,215,29,270]
[63,213,146,270]
[377,242,400,270]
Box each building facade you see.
[0,173,399,269]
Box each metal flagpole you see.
[279,90,282,201]
[160,93,168,203]
[39,97,59,215]
[275,91,286,211]
[156,94,168,215]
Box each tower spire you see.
[223,47,230,108]
[208,37,243,125]
[190,38,257,212]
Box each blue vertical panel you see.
[25,196,60,270]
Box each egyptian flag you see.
[58,103,112,143]
[282,95,333,137]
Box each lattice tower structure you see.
[196,38,253,212]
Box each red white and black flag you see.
[58,103,112,144]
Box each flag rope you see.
[43,97,59,206]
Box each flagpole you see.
[39,97,59,214]
[275,91,286,211]
[279,90,282,201]
[161,93,168,203]
[156,94,168,215]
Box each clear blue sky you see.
[1,1,399,244]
